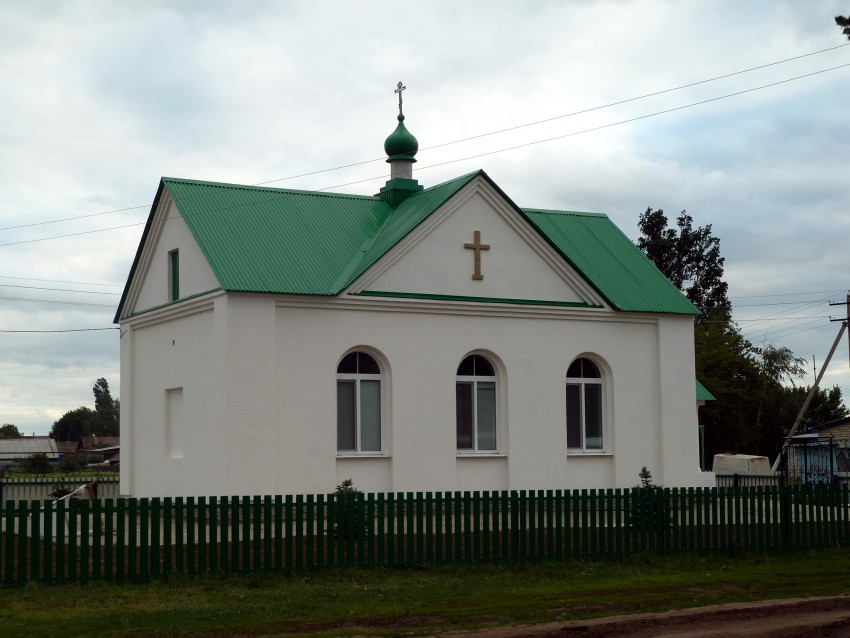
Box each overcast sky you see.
[2,1,849,437]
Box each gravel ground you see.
[422,595,850,638]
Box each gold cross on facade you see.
[395,81,406,114]
[464,230,490,281]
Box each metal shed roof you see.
[0,437,59,460]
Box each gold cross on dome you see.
[464,230,490,281]
[395,81,406,114]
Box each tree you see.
[49,378,119,441]
[0,423,22,439]
[638,208,749,460]
[836,15,850,40]
[801,384,850,427]
[92,378,119,437]
[49,407,97,442]
[692,313,762,459]
[753,345,806,444]
[636,207,848,466]
[759,345,806,387]
[637,208,730,318]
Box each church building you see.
[115,87,705,498]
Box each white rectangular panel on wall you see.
[165,387,184,459]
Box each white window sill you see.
[337,452,390,459]
[567,450,613,456]
[456,452,506,458]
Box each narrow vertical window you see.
[168,249,180,302]
[566,358,604,451]
[456,354,498,452]
[337,351,382,453]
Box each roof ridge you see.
[419,170,483,193]
[523,207,607,217]
[333,171,483,292]
[161,177,380,201]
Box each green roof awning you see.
[696,380,716,401]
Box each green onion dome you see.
[384,114,419,161]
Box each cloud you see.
[1,0,849,433]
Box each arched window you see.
[456,354,497,451]
[566,357,604,451]
[337,351,382,453]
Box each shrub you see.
[58,456,85,473]
[49,478,78,500]
[335,478,360,494]
[334,479,367,540]
[19,452,51,474]
[630,466,672,530]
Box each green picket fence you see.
[1,485,848,586]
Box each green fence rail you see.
[1,485,848,586]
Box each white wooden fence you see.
[0,476,120,503]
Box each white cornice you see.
[120,290,222,330]
[120,191,174,321]
[275,293,659,325]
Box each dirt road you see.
[429,596,850,638]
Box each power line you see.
[0,284,121,296]
[0,327,118,333]
[0,275,123,287]
[257,43,850,185]
[411,43,850,157]
[0,295,114,308]
[3,44,848,234]
[4,62,848,250]
[0,204,148,232]
[736,300,824,333]
[730,289,845,299]
[735,315,829,322]
[739,296,834,340]
[762,321,838,341]
[0,222,144,248]
[734,299,839,307]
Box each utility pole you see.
[830,289,850,383]
[771,291,849,471]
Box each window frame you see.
[168,249,180,302]
[566,357,606,453]
[456,354,500,454]
[336,351,384,455]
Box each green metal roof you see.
[116,170,698,320]
[521,208,700,315]
[343,173,479,286]
[164,178,390,295]
[696,379,716,401]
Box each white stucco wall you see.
[363,188,590,303]
[132,198,220,315]
[121,293,701,497]
[120,297,223,496]
[119,176,701,498]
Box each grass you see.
[0,549,848,637]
